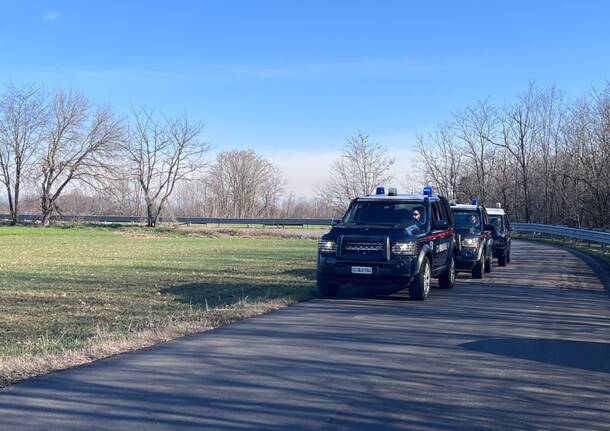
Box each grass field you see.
[0,225,318,385]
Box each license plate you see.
[351,266,373,275]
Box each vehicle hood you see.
[323,225,423,241]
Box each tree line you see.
[0,84,294,226]
[1,82,608,228]
[417,82,610,228]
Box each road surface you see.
[1,240,609,430]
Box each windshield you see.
[489,215,504,231]
[453,210,481,231]
[342,201,427,227]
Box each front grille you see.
[343,241,384,252]
[340,237,388,261]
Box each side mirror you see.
[331,218,340,226]
[433,220,449,230]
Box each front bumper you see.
[492,246,507,257]
[492,239,507,257]
[317,254,417,285]
[455,247,480,270]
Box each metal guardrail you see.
[1,213,608,244]
[512,222,610,246]
[0,213,335,226]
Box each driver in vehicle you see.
[412,209,422,223]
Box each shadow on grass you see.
[461,337,610,373]
[281,268,316,280]
[160,280,315,308]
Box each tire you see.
[498,253,507,267]
[472,257,484,279]
[438,255,456,289]
[485,253,493,273]
[409,257,431,300]
[506,249,511,263]
[317,273,339,297]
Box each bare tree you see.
[534,86,565,223]
[0,84,47,224]
[38,90,122,226]
[123,108,209,227]
[318,132,394,213]
[561,85,610,227]
[453,100,498,204]
[206,149,284,217]
[416,122,463,199]
[484,84,540,222]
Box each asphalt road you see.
[1,240,609,430]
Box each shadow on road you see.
[461,338,610,373]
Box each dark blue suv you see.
[317,187,456,300]
[450,203,495,279]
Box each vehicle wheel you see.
[409,257,431,300]
[438,255,456,289]
[485,254,493,273]
[317,274,339,297]
[506,249,511,263]
[472,258,484,279]
[498,253,507,267]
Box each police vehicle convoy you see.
[486,205,512,266]
[449,199,495,279]
[316,186,456,300]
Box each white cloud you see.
[265,150,339,198]
[264,146,421,199]
[42,11,60,23]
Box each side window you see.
[438,200,449,222]
[440,197,454,227]
[431,202,441,223]
[481,209,488,225]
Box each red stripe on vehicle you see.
[418,228,453,242]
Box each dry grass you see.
[118,224,327,239]
[0,298,293,387]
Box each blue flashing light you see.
[471,196,478,205]
[376,186,385,195]
[422,185,433,196]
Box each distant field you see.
[0,225,318,385]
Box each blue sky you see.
[1,1,609,196]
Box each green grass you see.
[0,225,318,358]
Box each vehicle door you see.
[430,200,451,270]
[481,208,492,259]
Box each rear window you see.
[343,201,426,227]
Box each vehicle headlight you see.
[318,239,337,254]
[391,241,417,255]
[461,237,480,248]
